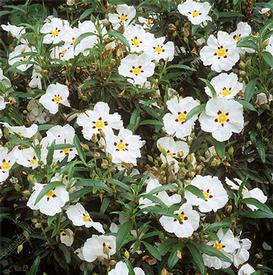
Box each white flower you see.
[8,44,34,72]
[50,44,75,61]
[39,82,70,114]
[60,228,74,247]
[108,4,136,30]
[1,23,25,38]
[200,31,240,72]
[118,53,155,85]
[29,67,42,89]
[203,229,240,269]
[73,21,103,56]
[243,187,267,211]
[82,235,116,262]
[0,68,11,88]
[139,178,181,208]
[0,97,6,111]
[66,203,105,233]
[204,72,243,99]
[163,96,199,139]
[0,147,15,182]
[108,261,145,275]
[104,128,145,165]
[233,238,251,268]
[14,147,39,169]
[27,183,69,216]
[1,122,38,138]
[225,178,267,211]
[255,92,268,105]
[265,35,273,56]
[238,263,255,275]
[123,25,154,53]
[109,261,128,275]
[185,175,228,213]
[138,16,156,30]
[259,8,270,14]
[41,124,76,162]
[157,137,189,172]
[159,203,200,238]
[199,97,244,142]
[144,36,175,62]
[77,101,123,140]
[230,22,253,54]
[178,0,212,26]
[74,247,85,260]
[40,17,69,44]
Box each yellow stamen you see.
[82,214,91,222]
[216,47,228,58]
[233,34,241,41]
[119,14,128,23]
[154,45,164,54]
[1,161,10,170]
[131,37,140,47]
[20,56,28,62]
[116,142,126,151]
[52,95,63,103]
[220,88,231,97]
[130,66,143,76]
[95,120,104,129]
[47,189,55,198]
[191,10,201,17]
[177,112,187,123]
[51,28,60,37]
[217,112,229,124]
[213,242,223,250]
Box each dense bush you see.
[0,0,273,274]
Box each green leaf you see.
[127,109,140,132]
[142,241,162,261]
[167,64,196,72]
[26,256,40,275]
[185,185,205,200]
[236,99,256,112]
[250,132,266,163]
[73,135,86,163]
[146,184,178,195]
[108,178,131,192]
[46,140,56,166]
[76,179,112,193]
[242,198,273,218]
[203,220,231,233]
[187,243,205,275]
[167,244,182,268]
[78,8,93,21]
[198,243,232,263]
[34,181,62,205]
[237,37,257,50]
[209,137,226,160]
[245,80,257,102]
[240,210,273,219]
[139,119,163,127]
[186,104,205,121]
[116,221,133,251]
[199,78,217,97]
[262,51,273,68]
[108,31,130,49]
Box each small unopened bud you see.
[228,146,234,157]
[124,250,130,259]
[101,159,109,169]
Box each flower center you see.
[220,87,231,97]
[176,111,187,123]
[233,34,241,41]
[153,45,164,54]
[46,188,56,200]
[1,160,10,170]
[167,150,176,158]
[62,148,73,155]
[28,156,36,166]
[119,13,128,23]
[131,36,141,47]
[213,242,224,251]
[59,50,67,58]
[191,10,201,17]
[146,18,153,26]
[71,37,77,45]
[130,65,143,76]
[216,46,228,59]
[82,214,91,222]
[177,211,188,224]
[52,94,63,103]
[215,111,229,126]
[114,140,128,151]
[203,189,213,201]
[51,28,60,37]
[20,56,28,62]
[95,120,104,129]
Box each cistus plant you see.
[0,0,272,274]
